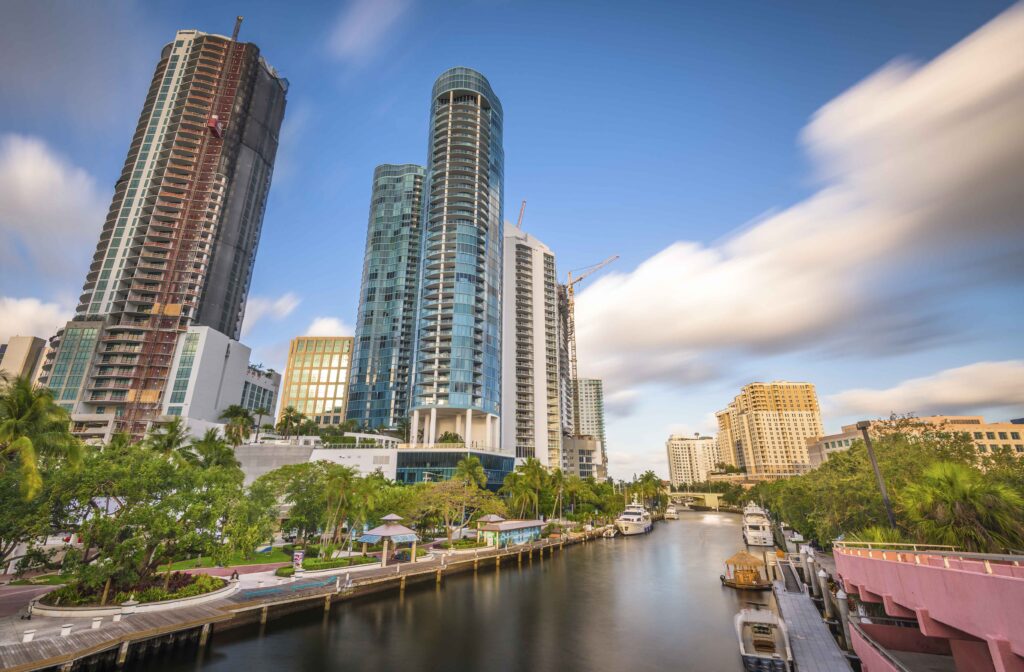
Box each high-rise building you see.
[43,26,287,438]
[574,378,608,478]
[715,381,823,479]
[501,226,562,466]
[409,68,504,452]
[0,336,46,381]
[278,336,354,427]
[665,434,720,487]
[556,284,575,438]
[347,164,425,430]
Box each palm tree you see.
[499,471,534,518]
[277,406,302,439]
[0,375,81,498]
[252,407,270,442]
[454,455,487,489]
[219,404,254,447]
[189,429,240,469]
[144,417,191,459]
[549,468,566,520]
[518,458,548,519]
[900,461,1024,553]
[564,474,588,516]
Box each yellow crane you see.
[566,255,618,434]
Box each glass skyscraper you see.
[409,67,505,451]
[347,164,425,429]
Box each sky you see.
[2,0,1023,480]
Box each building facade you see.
[665,434,721,486]
[574,378,608,478]
[556,284,575,438]
[241,365,280,416]
[501,227,561,466]
[42,27,287,438]
[410,68,504,452]
[715,381,823,479]
[0,336,46,381]
[346,164,425,430]
[278,336,354,427]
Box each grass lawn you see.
[163,547,292,571]
[9,574,68,586]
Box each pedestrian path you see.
[772,580,850,672]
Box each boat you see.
[735,608,793,671]
[742,502,775,547]
[720,550,772,590]
[601,526,618,538]
[664,505,680,520]
[614,497,653,535]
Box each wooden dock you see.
[772,578,851,672]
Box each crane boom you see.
[565,255,618,436]
[515,200,527,229]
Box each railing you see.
[834,541,1024,565]
[834,541,956,552]
[398,442,502,453]
[850,621,914,672]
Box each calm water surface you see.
[153,512,771,672]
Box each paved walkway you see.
[772,580,850,672]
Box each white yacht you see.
[615,498,653,535]
[742,502,775,547]
[664,505,680,520]
[735,608,793,671]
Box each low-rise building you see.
[479,519,545,547]
[241,365,281,417]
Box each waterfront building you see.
[0,336,46,381]
[409,67,504,453]
[715,381,823,479]
[665,434,720,486]
[241,365,280,416]
[479,519,544,547]
[501,226,562,467]
[42,26,287,438]
[347,164,425,430]
[574,378,608,479]
[806,415,1024,469]
[278,336,354,427]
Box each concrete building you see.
[562,435,602,479]
[0,336,46,381]
[501,227,562,467]
[42,26,287,439]
[347,164,425,430]
[574,378,608,479]
[240,365,280,416]
[715,381,823,479]
[278,336,354,427]
[556,285,575,438]
[409,68,504,454]
[806,415,1024,469]
[665,434,720,487]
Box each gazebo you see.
[358,513,420,567]
[477,514,505,527]
[720,550,771,590]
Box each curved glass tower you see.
[410,67,504,452]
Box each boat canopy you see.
[725,550,765,568]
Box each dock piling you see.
[116,641,130,667]
[260,606,268,625]
[199,623,211,647]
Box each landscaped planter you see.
[32,579,238,618]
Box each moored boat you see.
[720,550,772,590]
[664,505,679,520]
[735,608,793,671]
[742,502,775,547]
[615,498,653,535]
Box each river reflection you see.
[152,511,772,672]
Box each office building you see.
[43,26,287,438]
[665,434,720,486]
[574,378,608,478]
[715,381,823,478]
[556,284,575,437]
[501,226,562,466]
[347,164,425,430]
[0,336,46,381]
[241,365,280,416]
[278,336,354,427]
[410,67,504,452]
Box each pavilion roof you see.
[725,550,765,567]
[358,522,418,544]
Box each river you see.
[152,511,772,672]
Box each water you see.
[153,512,772,672]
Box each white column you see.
[429,407,437,445]
[465,409,473,447]
[411,409,420,447]
[485,414,492,451]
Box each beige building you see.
[716,381,823,479]
[0,336,47,382]
[807,415,1024,468]
[278,336,354,427]
[665,434,720,486]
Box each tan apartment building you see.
[715,381,823,479]
[665,434,721,487]
[806,415,1024,468]
[278,336,354,427]
[0,336,47,382]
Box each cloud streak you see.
[0,297,72,342]
[576,6,1024,406]
[241,293,301,338]
[327,0,412,64]
[305,316,355,337]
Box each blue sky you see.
[2,1,1022,478]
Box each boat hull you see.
[615,520,652,535]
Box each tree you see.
[252,407,270,442]
[518,458,548,519]
[277,406,303,439]
[0,375,82,498]
[418,479,506,545]
[454,455,487,489]
[500,471,534,518]
[216,480,277,565]
[0,467,54,568]
[188,429,239,470]
[219,405,254,447]
[900,462,1024,553]
[437,431,463,444]
[549,468,566,519]
[144,417,191,461]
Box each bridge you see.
[667,491,723,509]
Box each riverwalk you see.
[0,534,590,672]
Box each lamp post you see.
[856,421,897,528]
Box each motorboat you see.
[614,498,653,535]
[720,550,772,590]
[742,502,775,547]
[735,608,793,671]
[602,526,618,538]
[664,505,680,520]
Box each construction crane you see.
[565,255,618,435]
[515,200,527,228]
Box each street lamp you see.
[856,421,897,528]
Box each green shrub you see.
[137,587,171,603]
[171,574,222,599]
[276,566,295,577]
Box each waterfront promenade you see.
[0,535,582,671]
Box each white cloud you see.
[0,297,71,341]
[327,0,412,63]
[606,448,668,482]
[576,6,1024,404]
[305,316,355,337]
[0,134,106,279]
[828,360,1024,419]
[241,293,301,337]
